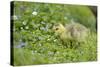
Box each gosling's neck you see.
[59,26,66,34]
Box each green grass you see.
[12,1,97,66]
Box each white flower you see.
[32,11,38,15]
[12,15,18,20]
[41,21,46,24]
[54,39,57,42]
[22,21,27,25]
[25,26,29,29]
[20,27,23,30]
[64,16,68,20]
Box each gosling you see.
[53,22,88,47]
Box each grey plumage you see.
[53,22,88,43]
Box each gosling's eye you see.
[56,28,59,30]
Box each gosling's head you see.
[53,23,66,34]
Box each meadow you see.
[11,1,97,66]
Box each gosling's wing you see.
[65,23,87,39]
[65,24,74,39]
[73,23,88,41]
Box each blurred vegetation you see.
[11,1,97,66]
